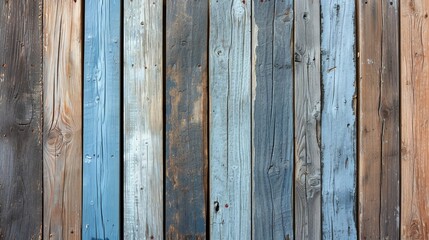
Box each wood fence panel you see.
[252,0,294,239]
[43,0,82,239]
[83,0,120,239]
[294,0,321,239]
[165,1,208,239]
[0,1,43,239]
[209,0,251,239]
[124,0,164,239]
[401,0,429,238]
[358,0,400,238]
[320,1,357,239]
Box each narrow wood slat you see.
[0,1,43,239]
[401,0,429,238]
[294,0,321,239]
[165,1,208,238]
[209,0,251,239]
[43,0,82,239]
[320,1,357,238]
[124,0,163,239]
[252,0,294,239]
[358,0,400,238]
[83,0,120,239]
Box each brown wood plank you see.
[0,1,43,239]
[43,0,83,239]
[358,0,400,238]
[401,0,429,238]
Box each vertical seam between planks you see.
[397,0,401,236]
[355,0,360,236]
[81,0,85,237]
[162,0,167,237]
[292,0,296,237]
[41,0,45,237]
[250,1,253,239]
[207,1,211,238]
[120,0,125,238]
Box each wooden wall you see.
[0,0,428,239]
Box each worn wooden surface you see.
[401,0,429,238]
[294,0,321,239]
[358,0,400,239]
[124,0,164,239]
[320,1,357,239]
[43,0,82,239]
[209,0,251,239]
[165,0,208,239]
[83,0,120,239]
[252,0,294,239]
[0,0,43,239]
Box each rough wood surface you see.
[252,0,294,239]
[209,0,251,239]
[0,1,43,239]
[294,0,321,239]
[165,0,208,239]
[320,1,357,239]
[83,0,120,239]
[401,0,429,238]
[124,0,164,239]
[358,0,400,238]
[43,0,82,239]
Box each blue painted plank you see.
[83,0,120,239]
[320,0,357,239]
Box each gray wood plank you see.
[209,0,251,239]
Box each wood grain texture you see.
[294,0,321,239]
[320,1,357,239]
[165,0,208,239]
[209,0,251,239]
[43,0,82,239]
[124,0,163,239]
[401,0,429,238]
[358,0,400,238]
[252,0,294,239]
[0,1,43,239]
[83,0,120,239]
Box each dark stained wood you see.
[165,1,208,239]
[358,0,400,238]
[0,1,43,239]
[252,0,294,239]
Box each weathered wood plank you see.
[83,0,120,239]
[320,1,357,239]
[43,0,82,239]
[209,0,251,239]
[358,0,400,238]
[294,0,321,239]
[0,1,43,239]
[401,0,429,238]
[165,0,208,238]
[252,0,294,239]
[124,0,163,239]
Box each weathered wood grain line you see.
[209,0,251,239]
[358,0,400,238]
[294,0,321,239]
[165,0,208,239]
[83,0,120,239]
[124,0,163,239]
[252,0,294,239]
[401,0,429,238]
[43,0,82,239]
[320,1,357,239]
[0,1,43,239]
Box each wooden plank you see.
[294,0,321,239]
[252,0,294,239]
[358,0,400,238]
[320,1,357,239]
[0,0,43,239]
[401,0,429,238]
[209,0,251,239]
[123,0,163,239]
[165,0,208,238]
[83,0,120,239]
[43,0,82,239]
